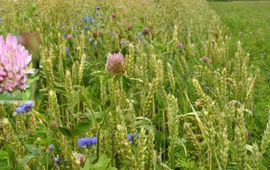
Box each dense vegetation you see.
[0,0,269,169]
[210,0,270,163]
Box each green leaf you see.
[122,76,132,90]
[59,127,72,137]
[29,75,40,84]
[25,145,40,155]
[22,90,31,100]
[19,154,37,166]
[94,154,111,169]
[71,120,93,136]
[0,151,9,160]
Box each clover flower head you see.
[143,27,150,34]
[201,56,211,64]
[112,13,117,19]
[73,152,85,167]
[0,34,32,92]
[64,34,73,40]
[177,43,184,49]
[107,53,125,76]
[77,153,85,166]
[77,137,98,147]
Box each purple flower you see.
[128,134,134,142]
[177,43,184,49]
[48,144,54,152]
[96,6,101,11]
[112,13,117,19]
[16,101,34,114]
[107,53,125,76]
[64,34,73,40]
[77,137,98,147]
[143,27,150,35]
[83,16,88,23]
[128,133,140,142]
[89,16,94,23]
[84,26,90,31]
[66,48,69,55]
[0,35,32,92]
[54,155,60,165]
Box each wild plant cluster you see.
[0,0,269,169]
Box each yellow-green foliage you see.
[0,0,269,169]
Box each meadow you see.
[210,0,270,151]
[0,0,270,169]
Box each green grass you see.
[210,1,270,134]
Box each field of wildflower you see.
[0,0,270,169]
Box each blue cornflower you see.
[64,34,68,38]
[89,16,94,23]
[78,137,98,147]
[48,144,54,152]
[16,101,34,114]
[128,133,140,143]
[84,26,90,31]
[66,48,69,55]
[83,16,88,23]
[128,134,134,142]
[54,155,60,165]
[96,6,101,11]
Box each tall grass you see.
[0,0,269,169]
